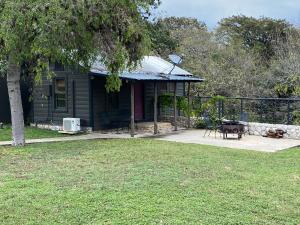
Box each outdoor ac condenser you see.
[63,118,81,132]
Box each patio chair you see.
[203,116,222,138]
[240,112,250,135]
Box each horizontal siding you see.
[92,77,131,130]
[33,69,91,127]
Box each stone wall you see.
[248,122,300,139]
[160,116,300,139]
[30,123,93,133]
[159,116,198,128]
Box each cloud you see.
[158,0,300,28]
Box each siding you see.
[0,76,32,124]
[33,68,91,127]
[0,77,10,123]
[92,77,131,130]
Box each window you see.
[54,78,67,109]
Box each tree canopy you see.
[217,15,293,63]
[157,16,300,98]
[0,0,160,91]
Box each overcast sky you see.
[157,0,300,29]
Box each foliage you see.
[217,15,293,63]
[292,111,300,125]
[0,139,299,224]
[267,30,300,98]
[0,0,160,92]
[199,96,225,127]
[194,117,207,129]
[159,94,190,116]
[158,16,299,98]
[147,19,178,57]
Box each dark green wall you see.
[33,67,91,127]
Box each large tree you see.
[217,15,293,63]
[0,0,159,146]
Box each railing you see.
[195,97,300,125]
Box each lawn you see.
[0,139,299,225]
[0,125,65,141]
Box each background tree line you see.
[149,15,300,98]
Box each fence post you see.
[218,100,222,121]
[221,100,224,117]
[240,98,244,118]
[287,100,291,125]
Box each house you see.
[32,56,203,135]
[0,76,31,124]
[0,76,10,123]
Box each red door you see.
[134,83,144,121]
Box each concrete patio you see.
[1,128,299,153]
[154,129,300,153]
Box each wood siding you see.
[0,77,11,123]
[33,68,91,127]
[33,67,186,130]
[92,77,131,130]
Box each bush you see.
[292,111,300,125]
[195,118,207,129]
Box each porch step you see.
[136,122,173,133]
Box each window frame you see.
[53,77,68,112]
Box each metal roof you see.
[90,55,204,82]
[91,72,203,82]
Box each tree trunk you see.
[7,56,25,146]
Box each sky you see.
[157,0,300,29]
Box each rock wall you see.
[160,116,300,139]
[248,122,300,139]
[30,123,93,132]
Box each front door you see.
[134,83,144,121]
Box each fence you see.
[195,97,300,126]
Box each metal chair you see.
[240,112,250,135]
[203,116,222,138]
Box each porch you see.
[90,76,202,136]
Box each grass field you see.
[0,125,65,141]
[0,139,299,225]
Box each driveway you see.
[155,129,300,152]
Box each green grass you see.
[0,139,299,225]
[0,125,65,141]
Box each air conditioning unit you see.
[63,118,81,132]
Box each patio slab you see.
[155,129,300,153]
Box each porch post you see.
[130,82,135,137]
[187,82,191,129]
[174,82,178,131]
[154,82,158,134]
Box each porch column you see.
[154,82,158,134]
[187,82,191,129]
[174,82,178,131]
[130,82,135,137]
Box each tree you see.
[0,0,159,146]
[267,29,300,97]
[146,20,178,57]
[158,16,265,97]
[217,15,293,63]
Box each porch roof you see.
[90,72,204,82]
[90,56,204,82]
